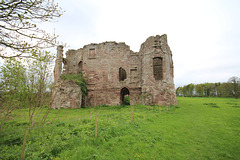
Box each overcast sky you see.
[43,0,240,87]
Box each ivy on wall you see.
[61,73,88,97]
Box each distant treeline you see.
[176,76,240,99]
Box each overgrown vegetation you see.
[0,51,54,130]
[0,97,239,159]
[61,73,88,97]
[124,96,130,105]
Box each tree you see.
[176,87,183,96]
[182,86,187,97]
[24,51,54,127]
[0,51,54,130]
[0,0,63,58]
[195,84,203,97]
[180,84,195,97]
[0,58,27,130]
[215,82,221,97]
[228,76,240,99]
[218,82,232,97]
[187,84,195,97]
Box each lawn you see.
[0,97,240,159]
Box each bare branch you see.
[0,0,63,58]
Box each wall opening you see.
[78,61,82,72]
[130,68,138,83]
[62,58,67,73]
[88,48,96,59]
[120,87,130,105]
[119,67,127,81]
[153,57,163,80]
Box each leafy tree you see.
[182,86,187,97]
[228,76,240,99]
[0,0,63,58]
[217,82,232,97]
[215,82,221,97]
[195,84,203,97]
[0,58,27,130]
[0,51,54,129]
[176,87,183,96]
[202,83,214,97]
[26,51,55,127]
[187,84,195,97]
[180,84,195,97]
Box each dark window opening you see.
[153,57,163,80]
[119,67,127,81]
[62,58,67,73]
[78,61,82,72]
[120,87,130,105]
[63,58,67,65]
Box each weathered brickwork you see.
[51,34,177,109]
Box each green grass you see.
[0,97,240,159]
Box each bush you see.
[124,96,130,105]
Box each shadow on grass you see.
[232,105,240,108]
[203,103,220,108]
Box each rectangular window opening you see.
[153,57,163,80]
[88,48,96,59]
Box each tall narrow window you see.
[119,67,127,81]
[153,57,163,80]
[78,61,82,72]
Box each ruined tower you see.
[51,34,176,108]
[140,35,176,105]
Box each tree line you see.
[176,76,240,99]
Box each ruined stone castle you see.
[51,34,177,108]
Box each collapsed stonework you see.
[51,34,177,109]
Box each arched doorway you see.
[120,87,130,105]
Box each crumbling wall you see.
[51,80,82,109]
[51,34,177,109]
[51,46,83,109]
[81,42,142,106]
[140,34,177,105]
[62,49,83,74]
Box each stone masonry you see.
[51,34,177,109]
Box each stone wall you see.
[51,79,82,109]
[51,34,177,109]
[81,42,142,106]
[140,35,176,105]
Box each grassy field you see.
[0,97,240,159]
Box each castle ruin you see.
[51,34,177,108]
